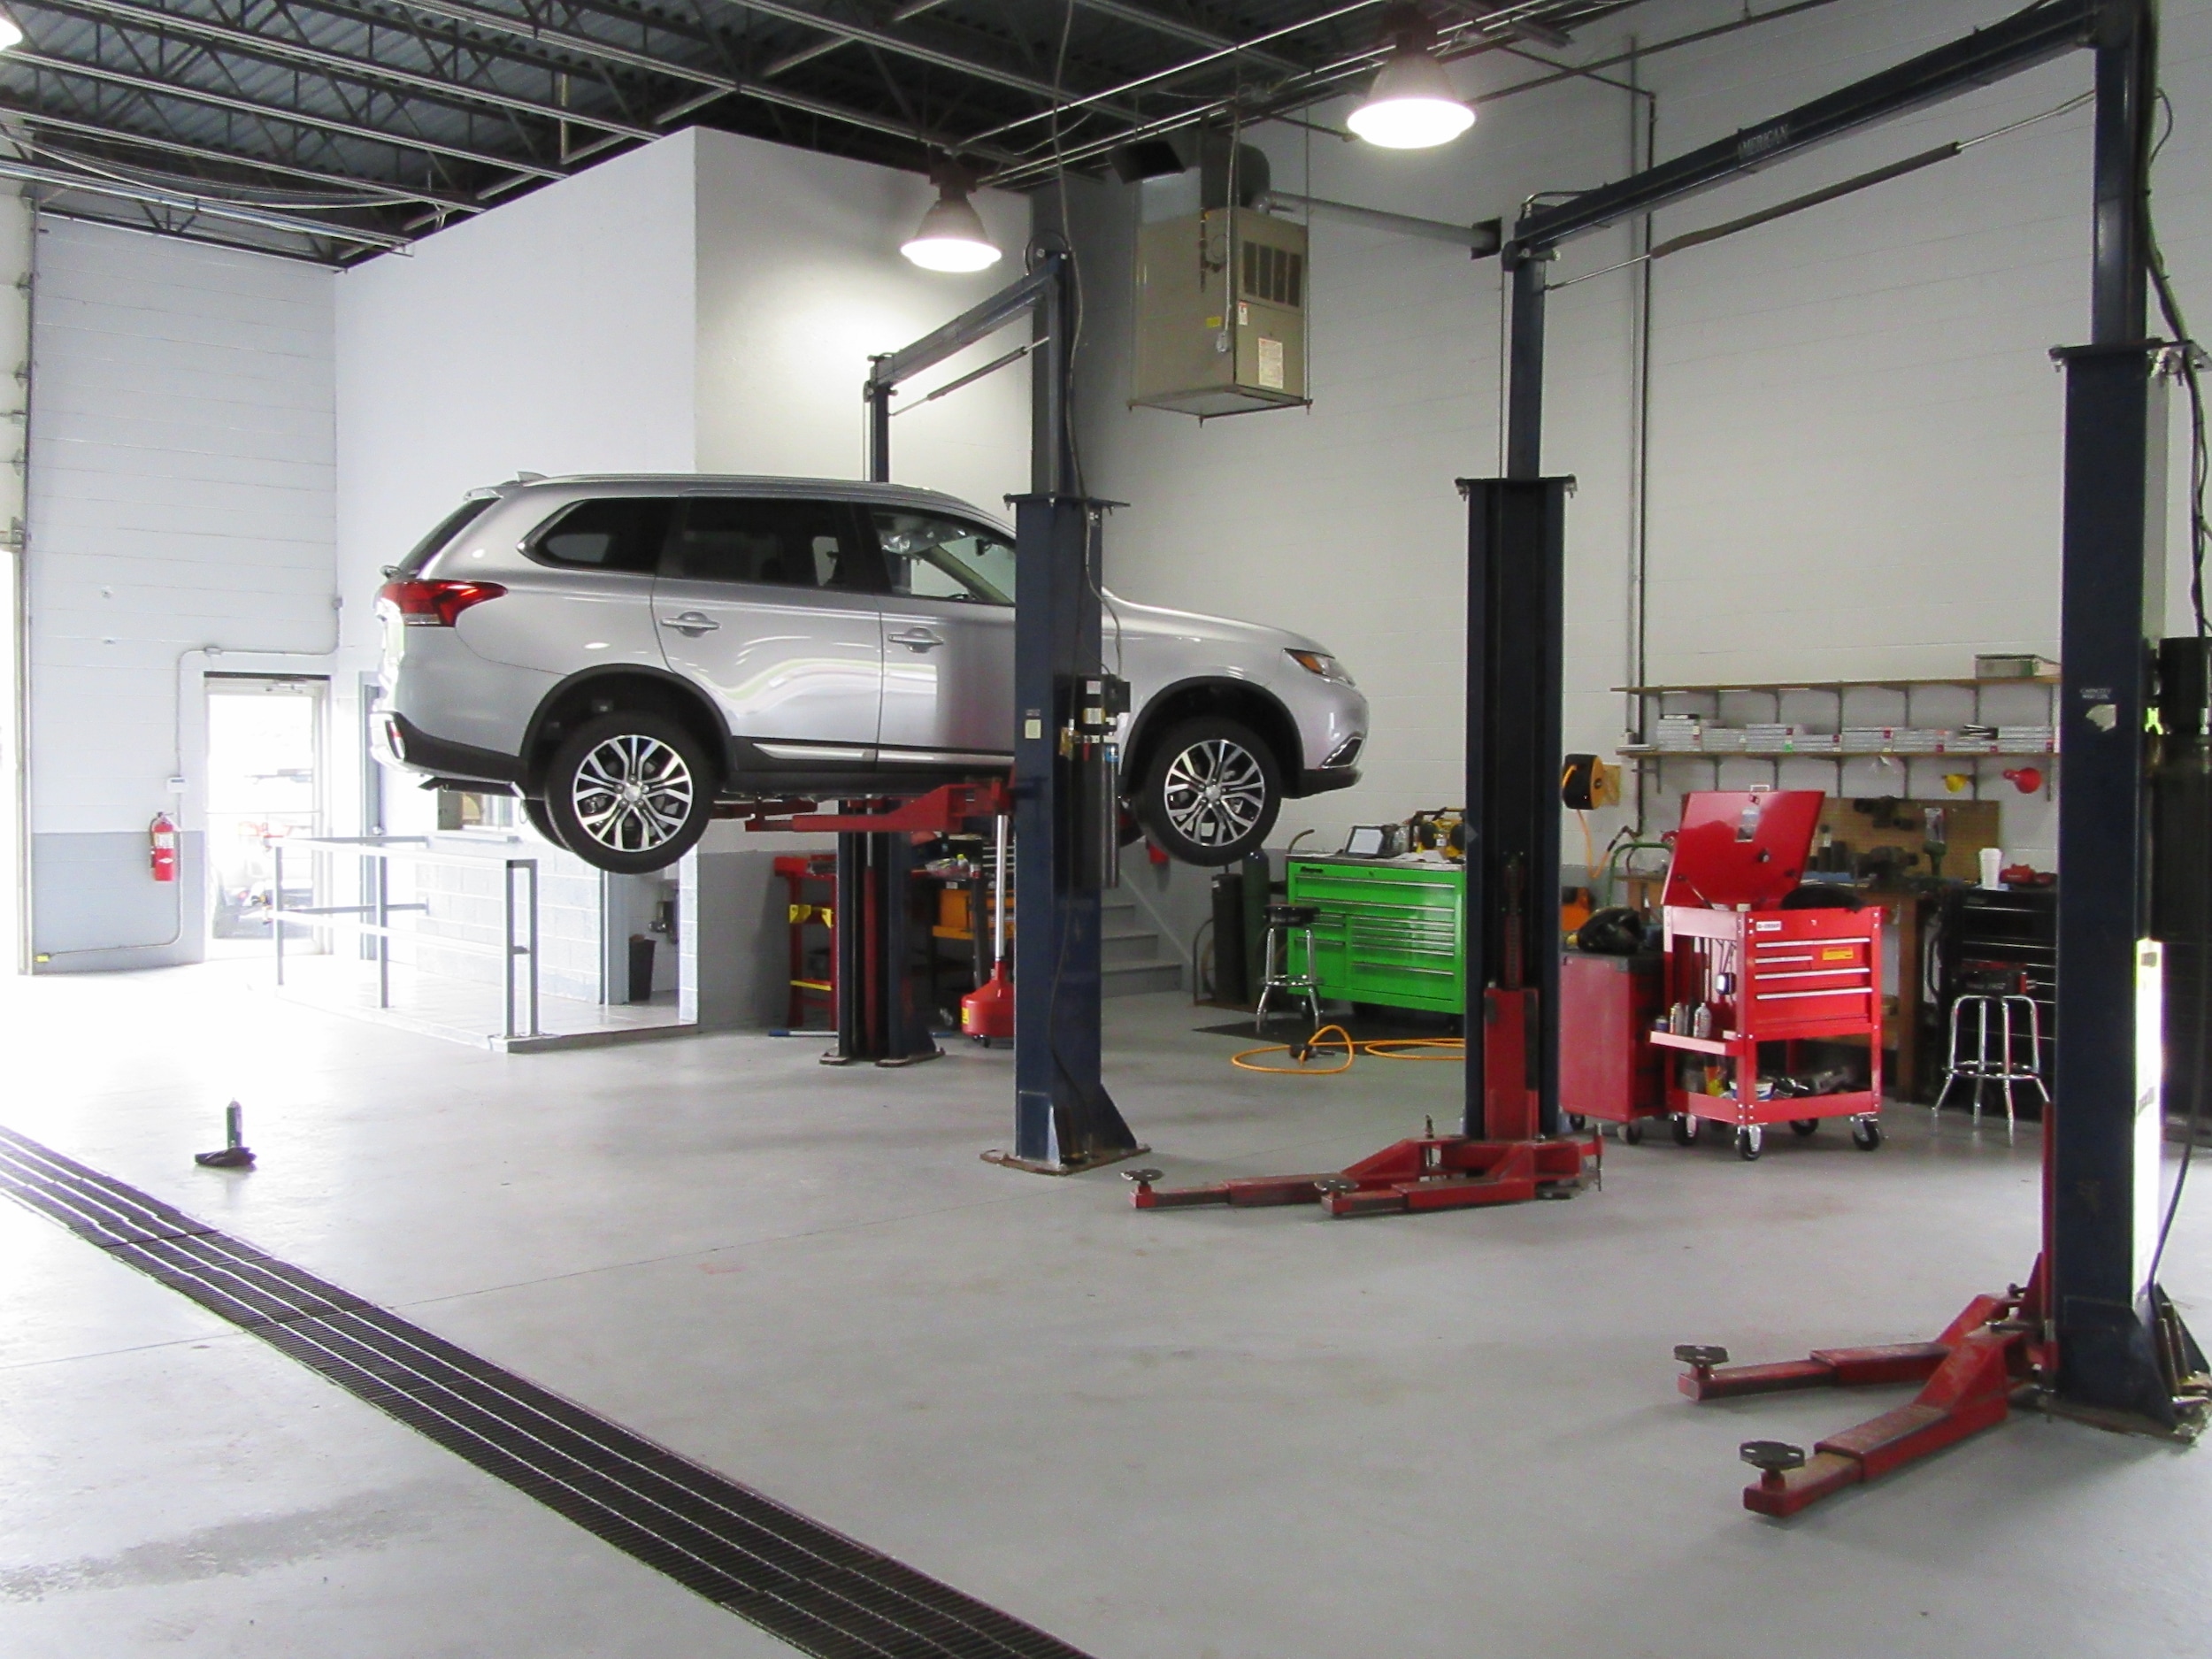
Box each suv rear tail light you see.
[378,577,506,626]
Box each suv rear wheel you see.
[543,710,715,873]
[1135,716,1281,865]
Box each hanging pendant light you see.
[1348,10,1474,151]
[0,8,24,50]
[902,161,1001,273]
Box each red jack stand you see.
[1677,1262,2050,1517]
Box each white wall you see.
[27,218,336,968]
[1075,0,2212,874]
[334,133,699,710]
[693,127,1033,512]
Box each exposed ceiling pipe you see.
[1259,188,1500,250]
[1074,0,1307,77]
[961,0,1387,150]
[0,154,409,249]
[985,0,1820,188]
[0,103,483,213]
[35,0,661,142]
[981,0,1596,177]
[764,0,952,79]
[716,0,1149,122]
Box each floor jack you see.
[1127,987,1602,1218]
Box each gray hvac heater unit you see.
[1132,203,1310,419]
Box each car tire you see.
[520,796,571,852]
[542,710,716,874]
[1135,716,1282,866]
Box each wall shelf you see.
[1617,672,2062,802]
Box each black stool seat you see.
[1264,902,1319,927]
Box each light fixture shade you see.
[0,11,24,50]
[1347,44,1475,150]
[902,188,1001,273]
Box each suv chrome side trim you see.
[755,741,875,763]
[879,746,1012,767]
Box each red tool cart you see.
[1651,790,1885,1160]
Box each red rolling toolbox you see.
[1560,951,1665,1142]
[1651,790,1886,1160]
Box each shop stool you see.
[1255,902,1322,1033]
[1933,993,2048,1133]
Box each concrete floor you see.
[1,966,2206,1659]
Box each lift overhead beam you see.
[1507,0,2093,263]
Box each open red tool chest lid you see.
[1661,789,1824,911]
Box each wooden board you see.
[1816,796,2000,885]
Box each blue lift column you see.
[857,249,1141,1168]
[2048,0,2180,1423]
[1004,494,1142,1171]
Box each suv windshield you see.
[393,495,497,577]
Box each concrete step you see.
[1097,886,1184,997]
[1101,959,1184,997]
[1101,927,1165,966]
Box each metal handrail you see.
[271,835,541,1039]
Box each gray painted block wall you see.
[32,830,204,972]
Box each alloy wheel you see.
[1160,737,1267,850]
[571,733,695,854]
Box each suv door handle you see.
[661,611,720,635]
[887,628,944,652]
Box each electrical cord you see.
[1230,1024,1463,1075]
[2143,87,2209,1294]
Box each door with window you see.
[654,496,883,757]
[204,675,325,951]
[872,511,1016,764]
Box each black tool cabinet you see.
[1927,886,2056,1114]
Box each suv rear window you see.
[393,495,495,577]
[527,498,675,572]
[664,497,861,589]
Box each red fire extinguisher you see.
[150,811,178,883]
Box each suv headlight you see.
[1286,649,1354,686]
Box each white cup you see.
[1979,847,2004,888]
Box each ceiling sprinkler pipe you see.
[1258,189,1501,251]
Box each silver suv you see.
[373,476,1366,873]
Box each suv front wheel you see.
[542,710,716,873]
[1135,716,1282,865]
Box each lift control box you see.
[1133,207,1310,418]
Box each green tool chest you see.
[1285,857,1465,1015]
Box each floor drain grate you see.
[0,1125,1095,1659]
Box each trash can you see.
[627,934,656,1003]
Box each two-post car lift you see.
[1490,0,2205,1511]
[763,244,1141,1174]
